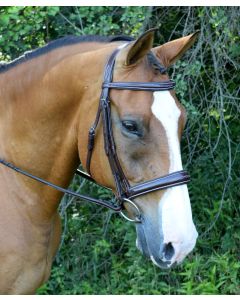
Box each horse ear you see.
[125,28,156,66]
[152,31,200,67]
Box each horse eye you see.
[122,120,139,135]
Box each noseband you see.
[0,44,190,223]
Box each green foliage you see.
[0,6,239,295]
[0,7,59,59]
[36,189,240,294]
[0,6,149,60]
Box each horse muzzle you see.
[135,212,198,269]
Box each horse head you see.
[81,30,199,268]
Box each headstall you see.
[0,44,190,222]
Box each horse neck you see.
[0,42,115,219]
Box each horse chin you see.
[135,222,150,258]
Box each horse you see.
[0,29,199,294]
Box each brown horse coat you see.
[0,31,198,294]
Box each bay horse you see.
[0,29,198,294]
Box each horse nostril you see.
[162,242,175,260]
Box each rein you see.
[0,158,121,211]
[0,44,190,223]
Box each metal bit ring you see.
[120,198,142,223]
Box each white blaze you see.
[152,91,198,264]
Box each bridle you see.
[0,43,190,223]
[82,44,190,221]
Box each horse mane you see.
[0,35,134,74]
[0,34,166,75]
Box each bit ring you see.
[119,198,142,223]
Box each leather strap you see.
[128,170,190,198]
[102,80,175,91]
[0,158,122,211]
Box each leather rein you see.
[0,44,190,223]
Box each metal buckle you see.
[119,198,142,223]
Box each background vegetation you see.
[0,6,239,295]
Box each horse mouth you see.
[135,221,173,269]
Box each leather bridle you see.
[0,44,190,223]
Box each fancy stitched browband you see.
[0,43,190,223]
